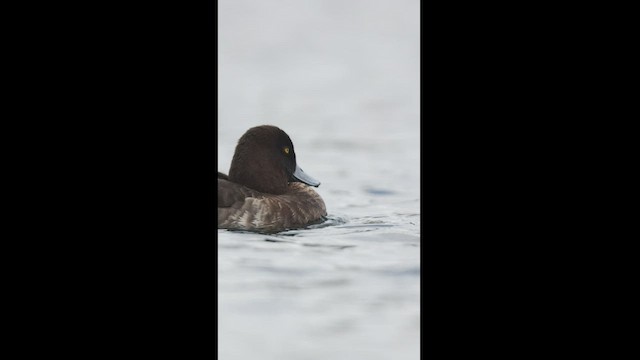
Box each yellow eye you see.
[283,147,290,154]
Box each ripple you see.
[313,215,348,227]
[301,243,355,250]
[363,187,397,195]
[263,238,296,244]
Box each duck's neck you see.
[228,163,289,195]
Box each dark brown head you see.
[228,125,320,195]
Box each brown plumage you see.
[218,125,327,233]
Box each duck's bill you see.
[292,165,321,187]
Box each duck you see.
[218,125,327,233]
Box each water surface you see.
[219,1,420,359]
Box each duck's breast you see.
[218,181,326,232]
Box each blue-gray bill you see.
[292,165,320,187]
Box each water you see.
[218,1,420,359]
